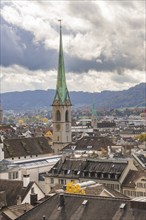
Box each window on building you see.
[124,190,131,196]
[39,173,45,181]
[50,178,54,184]
[67,170,71,174]
[56,110,61,121]
[115,174,118,180]
[137,191,143,197]
[101,173,104,179]
[77,171,80,175]
[59,179,66,185]
[137,182,143,188]
[114,184,119,190]
[65,110,69,122]
[131,191,136,197]
[9,171,18,180]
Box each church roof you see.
[53,23,71,105]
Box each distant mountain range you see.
[1,83,146,111]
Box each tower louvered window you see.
[56,110,61,121]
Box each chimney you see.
[30,193,38,206]
[23,174,30,188]
[59,193,64,208]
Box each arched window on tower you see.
[65,110,69,122]
[56,110,61,121]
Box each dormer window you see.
[87,146,92,149]
[83,171,88,177]
[63,170,67,175]
[74,170,78,175]
[67,170,70,174]
[53,168,57,174]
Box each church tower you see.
[91,104,97,130]
[52,22,72,153]
[0,90,3,124]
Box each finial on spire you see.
[58,19,62,28]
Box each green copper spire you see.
[53,21,71,105]
[92,103,97,116]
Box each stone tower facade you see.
[0,98,3,124]
[52,23,72,153]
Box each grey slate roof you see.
[84,184,128,198]
[48,158,128,181]
[16,193,146,220]
[2,203,33,219]
[0,191,7,209]
[3,136,53,158]
[0,180,34,206]
[122,170,146,188]
[63,136,114,152]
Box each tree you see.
[135,134,146,142]
[65,182,85,195]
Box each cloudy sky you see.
[0,0,145,93]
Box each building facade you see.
[45,158,137,193]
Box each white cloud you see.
[0,0,145,93]
[1,65,145,93]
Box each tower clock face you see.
[56,123,60,131]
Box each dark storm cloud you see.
[0,17,58,71]
[65,52,139,74]
[0,18,127,74]
[1,0,144,75]
[1,16,141,74]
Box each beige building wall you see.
[45,176,79,194]
[119,159,137,184]
[22,182,45,204]
[123,177,146,198]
